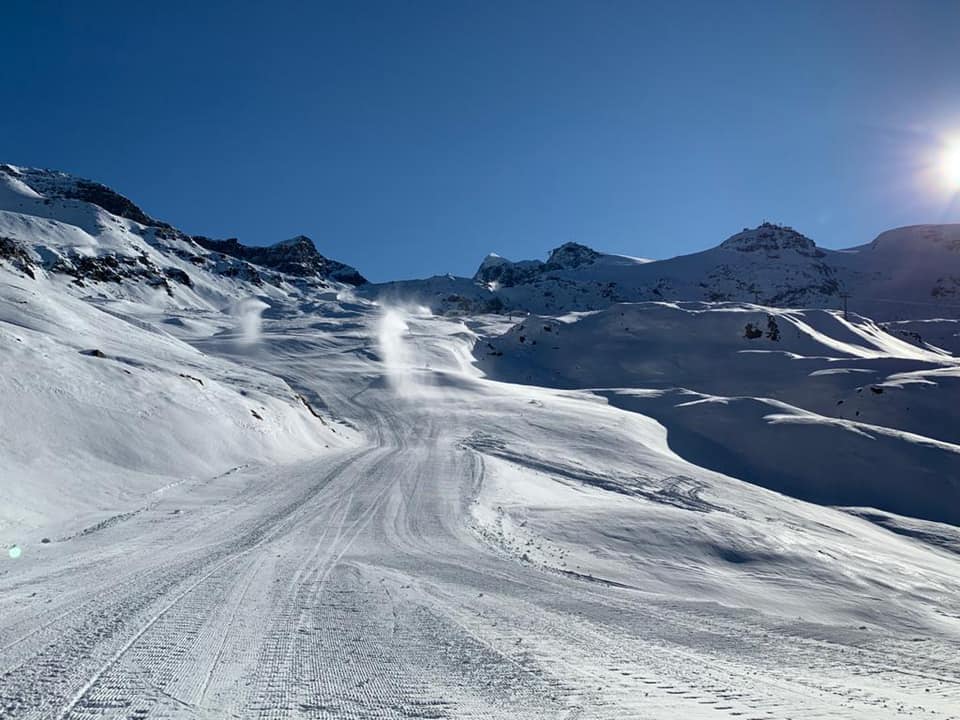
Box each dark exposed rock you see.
[193,235,366,285]
[474,242,601,289]
[65,180,162,226]
[45,252,179,296]
[163,267,193,287]
[765,315,781,341]
[80,349,107,358]
[720,222,825,258]
[474,256,543,288]
[3,166,167,228]
[0,236,36,279]
[544,242,601,270]
[3,166,368,292]
[215,258,263,285]
[167,247,208,266]
[51,253,148,284]
[296,394,329,427]
[146,277,173,295]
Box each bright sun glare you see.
[944,142,960,191]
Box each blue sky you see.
[3,0,960,281]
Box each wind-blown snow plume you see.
[234,298,270,346]
[378,306,417,395]
[377,305,436,396]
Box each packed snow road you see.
[2,310,960,719]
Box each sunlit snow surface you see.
[2,169,960,717]
[2,287,960,719]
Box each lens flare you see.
[943,142,960,191]
[8,546,21,559]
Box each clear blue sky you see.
[3,1,959,281]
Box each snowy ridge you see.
[192,234,367,285]
[368,221,960,321]
[1,164,164,227]
[0,164,364,309]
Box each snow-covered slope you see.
[3,164,960,718]
[0,164,367,534]
[477,302,960,524]
[0,268,354,535]
[367,222,960,321]
[0,163,364,310]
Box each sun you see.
[943,141,960,191]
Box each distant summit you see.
[719,222,823,257]
[474,241,604,288]
[369,220,960,320]
[867,224,960,253]
[474,254,543,288]
[0,163,164,227]
[193,235,367,285]
[544,242,602,269]
[0,164,368,297]
[8,161,960,322]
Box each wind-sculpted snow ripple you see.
[461,431,721,513]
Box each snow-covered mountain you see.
[3,164,960,718]
[5,163,960,324]
[0,163,364,308]
[369,222,960,321]
[0,164,366,532]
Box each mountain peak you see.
[869,224,960,253]
[472,242,603,288]
[545,242,601,269]
[719,222,822,257]
[1,164,165,228]
[474,254,505,273]
[273,234,315,249]
[194,235,366,285]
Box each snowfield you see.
[2,166,960,719]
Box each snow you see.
[366,222,960,321]
[477,302,960,522]
[0,268,351,537]
[2,167,960,718]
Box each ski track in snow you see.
[2,407,960,715]
[2,299,960,718]
[6,165,960,718]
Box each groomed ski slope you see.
[2,296,960,720]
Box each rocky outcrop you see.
[474,255,544,288]
[45,252,191,296]
[0,165,165,227]
[720,222,824,258]
[1,164,371,294]
[0,236,36,278]
[474,242,602,289]
[544,242,602,269]
[193,235,367,285]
